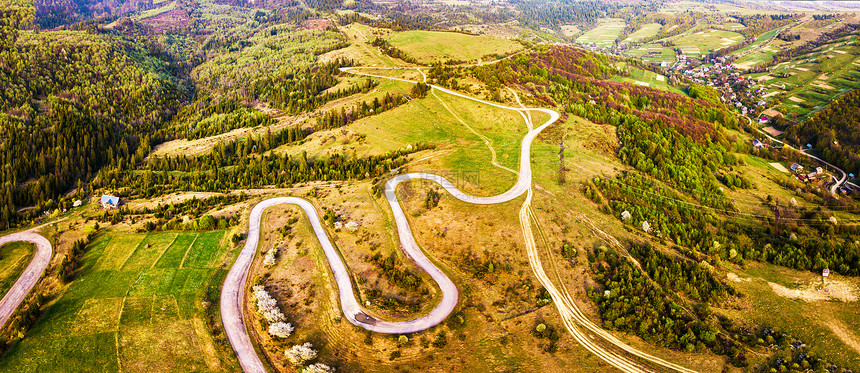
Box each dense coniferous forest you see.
[0,4,181,227]
[784,89,860,176]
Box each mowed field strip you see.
[0,231,237,373]
[386,30,523,63]
[576,18,626,47]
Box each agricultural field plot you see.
[625,44,677,64]
[732,26,792,69]
[575,18,626,47]
[135,1,177,20]
[385,30,524,63]
[721,22,746,31]
[754,36,860,121]
[560,24,581,38]
[612,63,684,94]
[621,23,661,44]
[674,29,745,58]
[0,231,238,373]
[0,242,35,299]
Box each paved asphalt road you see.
[0,231,52,330]
[220,72,558,371]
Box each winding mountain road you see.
[0,231,52,330]
[222,64,698,373]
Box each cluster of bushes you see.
[588,245,747,366]
[370,37,418,64]
[57,231,97,282]
[316,92,407,129]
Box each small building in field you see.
[822,268,830,277]
[752,139,764,149]
[100,195,120,209]
[797,174,809,182]
[759,115,770,124]
[790,163,803,172]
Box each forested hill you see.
[785,89,860,176]
[0,5,182,227]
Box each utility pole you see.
[558,140,566,185]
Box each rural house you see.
[100,195,120,209]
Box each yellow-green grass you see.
[0,242,35,299]
[673,29,745,57]
[576,18,626,47]
[757,37,860,120]
[135,0,176,20]
[279,84,527,195]
[721,22,746,31]
[719,262,860,371]
[385,30,523,63]
[323,23,406,68]
[625,44,677,64]
[622,23,662,44]
[560,24,581,38]
[0,231,238,372]
[732,27,790,69]
[611,65,685,95]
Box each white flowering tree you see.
[264,247,278,267]
[303,363,334,373]
[252,285,289,332]
[268,321,294,338]
[641,220,651,233]
[285,342,317,366]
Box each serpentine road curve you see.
[0,231,52,330]
[222,65,697,373]
[220,68,559,372]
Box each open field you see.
[0,231,240,372]
[0,242,35,299]
[576,18,626,47]
[674,29,745,57]
[751,34,860,121]
[322,24,411,68]
[385,30,523,63]
[732,25,793,69]
[560,24,581,38]
[625,44,677,64]
[721,262,860,370]
[622,23,661,44]
[612,63,684,94]
[721,22,746,31]
[275,81,527,196]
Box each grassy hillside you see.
[0,242,35,299]
[385,30,523,63]
[0,231,240,372]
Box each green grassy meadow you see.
[576,18,626,47]
[625,44,677,64]
[0,231,238,372]
[674,29,744,57]
[0,242,35,299]
[612,64,684,94]
[720,263,860,371]
[752,35,860,121]
[622,23,662,44]
[386,30,523,63]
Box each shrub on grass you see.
[285,342,317,366]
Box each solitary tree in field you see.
[303,363,334,373]
[285,342,317,366]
